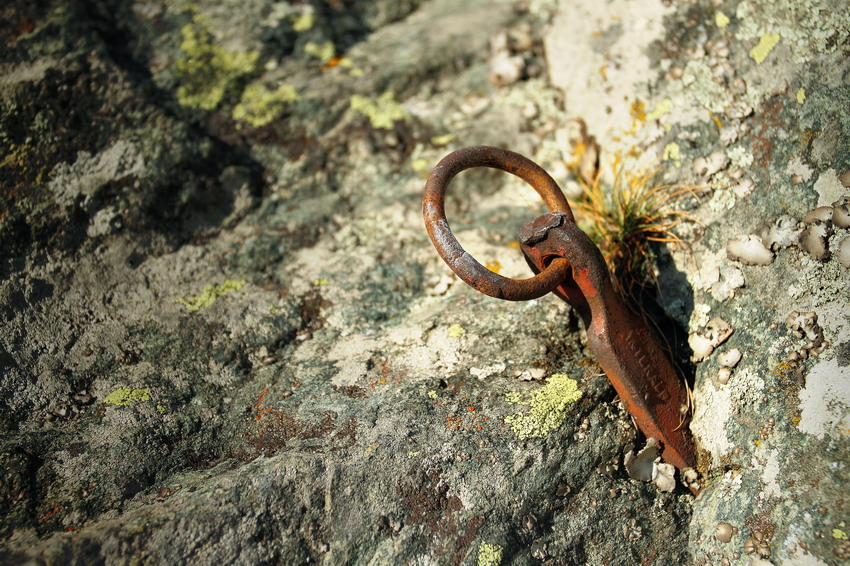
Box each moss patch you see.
[177,279,247,311]
[504,374,582,439]
[103,387,151,406]
[175,18,260,110]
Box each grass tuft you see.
[568,154,703,301]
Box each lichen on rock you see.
[504,373,583,439]
[175,17,260,110]
[102,387,151,406]
[232,83,300,127]
[349,91,409,129]
[177,280,247,311]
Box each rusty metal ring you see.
[422,146,575,301]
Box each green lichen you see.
[349,91,408,130]
[103,387,151,406]
[232,83,300,127]
[504,374,583,439]
[177,279,247,311]
[175,18,260,110]
[477,542,503,566]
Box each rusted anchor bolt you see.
[423,146,697,481]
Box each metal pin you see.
[423,146,697,485]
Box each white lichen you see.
[693,150,730,179]
[797,357,850,439]
[800,222,831,261]
[765,215,803,250]
[813,169,846,207]
[711,265,745,302]
[786,311,828,359]
[731,178,756,199]
[489,50,524,87]
[625,438,659,482]
[718,348,743,368]
[652,461,676,493]
[727,235,775,266]
[690,317,734,362]
[837,237,850,268]
[692,381,734,458]
[831,196,850,229]
[785,156,814,184]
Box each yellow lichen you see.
[749,33,780,64]
[177,279,247,311]
[304,41,335,64]
[175,18,260,110]
[715,11,730,28]
[232,83,300,127]
[447,324,465,338]
[796,88,806,104]
[477,542,503,566]
[504,374,582,439]
[484,260,502,274]
[349,91,408,130]
[430,133,456,146]
[103,387,151,406]
[646,98,672,122]
[1,144,47,184]
[291,12,314,32]
[662,142,681,167]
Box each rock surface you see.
[1,0,848,564]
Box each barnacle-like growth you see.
[569,155,701,300]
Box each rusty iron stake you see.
[423,146,697,475]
